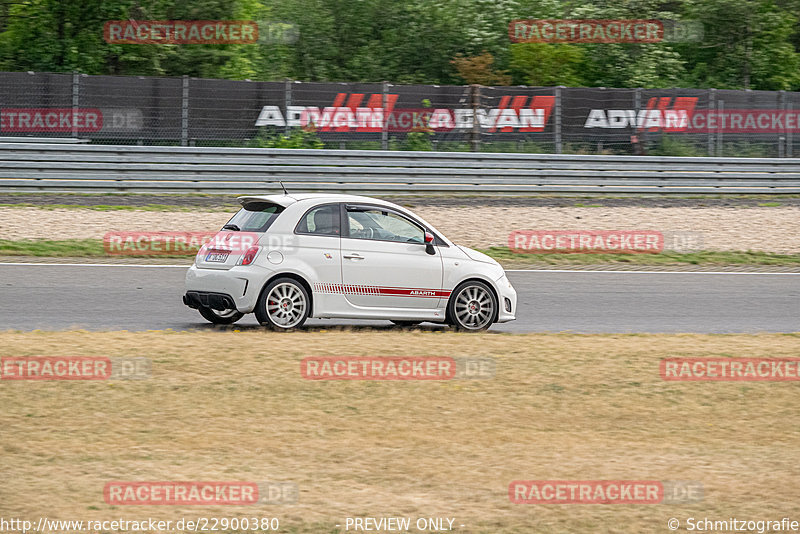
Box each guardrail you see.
[0,143,799,194]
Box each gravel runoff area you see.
[0,203,798,253]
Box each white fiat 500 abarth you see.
[183,193,516,331]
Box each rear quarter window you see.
[225,202,285,232]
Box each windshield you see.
[224,202,284,232]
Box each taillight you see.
[240,245,260,266]
[196,243,208,263]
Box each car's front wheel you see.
[447,280,497,331]
[255,277,310,330]
[198,306,244,325]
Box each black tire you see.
[447,280,497,331]
[390,320,422,327]
[255,277,310,330]
[198,306,244,325]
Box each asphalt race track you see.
[0,264,798,333]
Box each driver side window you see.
[346,207,425,243]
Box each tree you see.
[509,43,585,86]
[0,0,275,79]
[0,0,799,91]
[681,0,800,90]
[452,51,511,86]
[562,0,688,88]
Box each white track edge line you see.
[505,269,800,275]
[0,263,190,267]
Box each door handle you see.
[343,253,364,260]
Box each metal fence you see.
[1,72,800,157]
[1,143,798,194]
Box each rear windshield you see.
[224,202,285,232]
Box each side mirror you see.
[424,232,435,255]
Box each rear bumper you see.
[184,264,269,313]
[183,291,236,311]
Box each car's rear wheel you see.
[390,320,422,327]
[255,278,310,330]
[447,280,496,331]
[198,306,244,325]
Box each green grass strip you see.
[480,246,800,266]
[1,239,799,265]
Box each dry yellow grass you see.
[1,330,799,533]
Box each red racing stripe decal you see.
[313,283,451,298]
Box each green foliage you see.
[340,141,383,150]
[248,128,323,149]
[681,0,800,90]
[403,132,433,151]
[402,98,434,151]
[562,0,688,88]
[647,135,708,157]
[719,141,775,158]
[647,136,776,158]
[0,0,280,78]
[481,140,551,153]
[1,0,800,92]
[510,43,586,86]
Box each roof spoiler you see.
[237,195,297,208]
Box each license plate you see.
[205,251,229,263]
